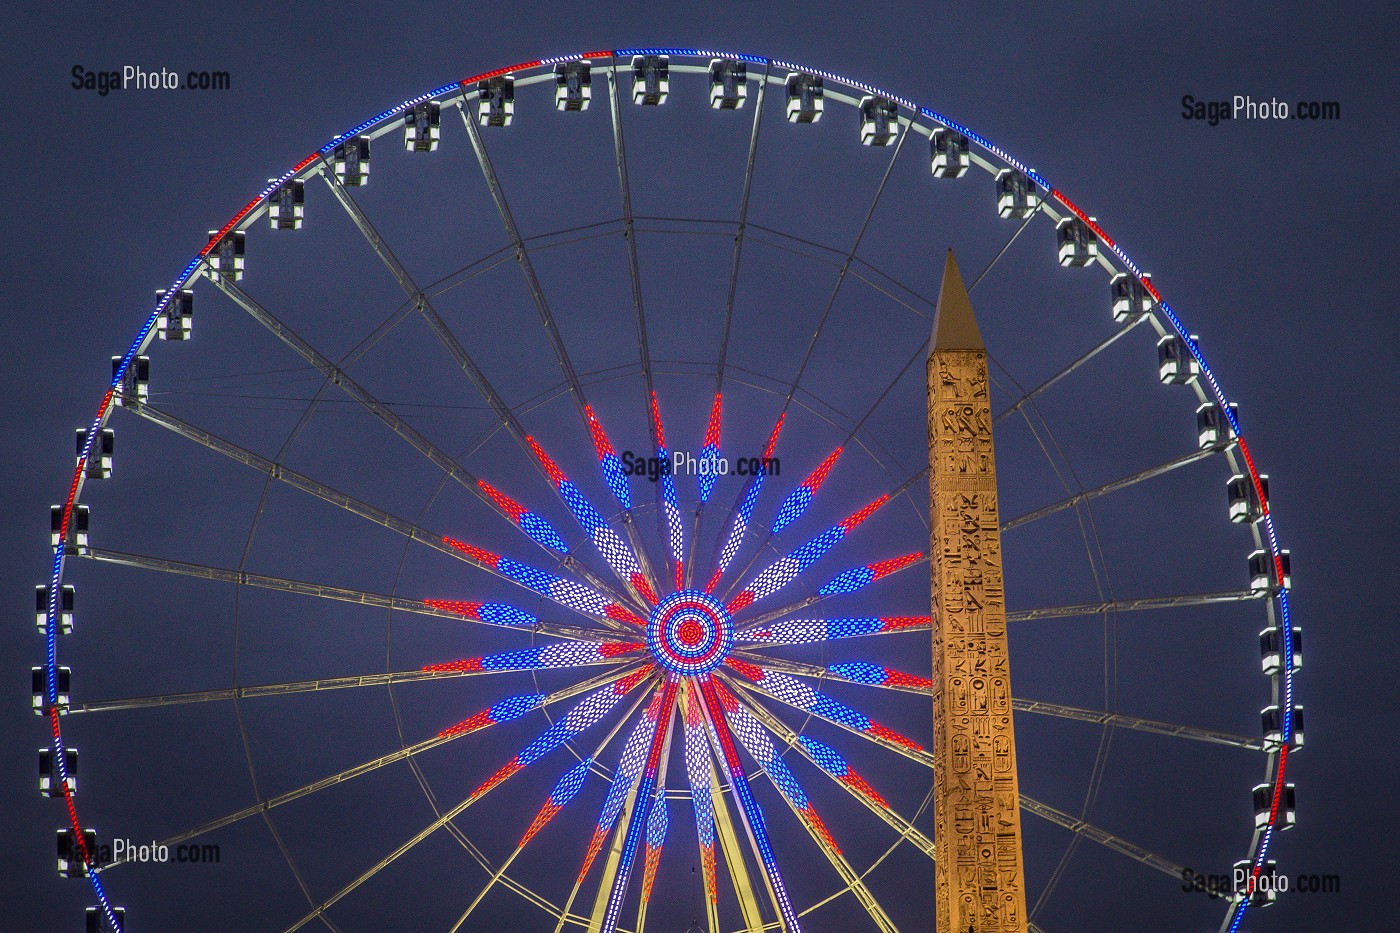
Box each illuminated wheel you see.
[39,49,1297,932]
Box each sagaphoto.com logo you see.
[1181,93,1339,126]
[72,64,231,96]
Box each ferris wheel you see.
[37,48,1300,933]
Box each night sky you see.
[2,3,1393,931]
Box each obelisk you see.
[928,250,1028,932]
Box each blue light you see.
[819,566,873,595]
[830,661,885,684]
[492,693,546,723]
[772,486,812,534]
[500,558,556,594]
[798,735,846,776]
[520,512,568,552]
[601,454,631,509]
[479,603,536,626]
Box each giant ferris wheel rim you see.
[47,46,1296,933]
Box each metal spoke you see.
[457,93,661,595]
[994,312,1149,425]
[94,666,635,872]
[698,674,803,933]
[735,551,929,633]
[68,663,628,715]
[283,666,652,931]
[715,63,769,394]
[705,740,768,931]
[734,654,1263,750]
[202,269,640,621]
[454,108,585,414]
[1019,795,1190,884]
[604,58,657,413]
[683,63,770,589]
[734,689,937,862]
[783,122,909,406]
[1001,447,1220,532]
[284,770,505,931]
[719,686,899,932]
[966,203,1041,292]
[605,61,689,597]
[724,372,929,603]
[447,685,654,932]
[720,670,933,769]
[123,398,629,635]
[75,545,606,643]
[705,119,911,591]
[315,155,647,604]
[1008,589,1267,623]
[726,675,1195,886]
[596,677,679,933]
[1011,698,1264,751]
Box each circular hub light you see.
[646,590,735,676]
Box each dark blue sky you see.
[2,2,1393,930]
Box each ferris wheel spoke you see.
[685,393,726,589]
[200,272,629,604]
[455,95,586,411]
[728,334,929,595]
[681,68,773,586]
[67,663,607,716]
[424,639,645,677]
[726,494,892,613]
[603,64,690,595]
[74,545,608,642]
[787,116,909,402]
[319,151,652,604]
[768,445,843,536]
[735,551,926,632]
[679,685,722,930]
[97,667,634,873]
[697,674,803,933]
[725,684,1196,888]
[1017,795,1190,883]
[602,60,659,465]
[737,615,931,647]
[728,664,1213,887]
[1008,587,1267,623]
[443,536,646,632]
[528,434,655,605]
[732,654,1264,750]
[1010,698,1266,751]
[548,680,671,933]
[704,416,785,593]
[119,398,632,626]
[449,678,656,933]
[706,122,910,599]
[459,97,664,597]
[648,392,688,591]
[595,677,679,933]
[732,689,936,863]
[575,686,671,885]
[1000,446,1221,533]
[967,200,1042,293]
[635,697,679,932]
[719,663,925,759]
[715,63,768,398]
[994,311,1150,426]
[717,677,933,775]
[714,681,898,932]
[283,666,653,932]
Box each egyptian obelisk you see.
[928,250,1028,932]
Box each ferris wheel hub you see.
[646,590,734,676]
